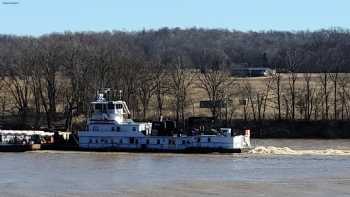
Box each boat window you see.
[132,127,136,131]
[95,104,103,111]
[102,104,107,113]
[120,139,123,144]
[157,139,160,144]
[135,139,138,144]
[168,139,171,144]
[108,102,115,110]
[93,126,99,131]
[117,127,120,132]
[146,139,150,144]
[182,140,186,144]
[89,139,92,143]
[208,138,211,143]
[95,139,98,143]
[112,127,115,131]
[95,103,107,113]
[130,137,135,144]
[197,138,201,143]
[116,104,123,109]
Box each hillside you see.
[1,28,350,131]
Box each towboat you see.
[78,90,251,153]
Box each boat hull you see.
[0,144,41,152]
[41,143,250,153]
[77,147,250,153]
[78,131,251,153]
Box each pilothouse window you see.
[108,102,114,110]
[95,104,102,110]
[116,104,123,109]
[94,104,102,112]
[95,103,107,113]
[102,104,107,113]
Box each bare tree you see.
[338,74,349,120]
[328,47,345,120]
[117,58,141,118]
[283,47,304,120]
[152,59,168,120]
[244,77,273,121]
[319,71,330,120]
[329,72,339,120]
[33,36,65,129]
[262,77,273,120]
[60,36,94,131]
[168,56,196,125]
[4,65,31,124]
[302,73,315,120]
[137,61,157,120]
[272,72,282,120]
[1,38,36,125]
[197,64,233,120]
[242,81,256,121]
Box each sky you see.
[0,0,349,36]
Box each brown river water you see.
[0,139,350,197]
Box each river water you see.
[0,139,350,197]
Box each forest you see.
[1,27,350,132]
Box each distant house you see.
[231,67,276,77]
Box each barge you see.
[0,130,53,152]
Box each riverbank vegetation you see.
[1,28,350,135]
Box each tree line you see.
[1,27,350,130]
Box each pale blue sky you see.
[1,0,349,36]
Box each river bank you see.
[3,118,350,139]
[230,120,350,138]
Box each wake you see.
[249,146,350,156]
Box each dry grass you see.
[2,72,350,127]
[152,72,350,120]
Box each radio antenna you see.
[119,90,123,100]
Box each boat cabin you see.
[90,93,130,123]
[86,92,152,135]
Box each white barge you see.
[0,130,53,152]
[78,91,251,153]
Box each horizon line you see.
[1,26,349,38]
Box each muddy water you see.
[0,139,349,197]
